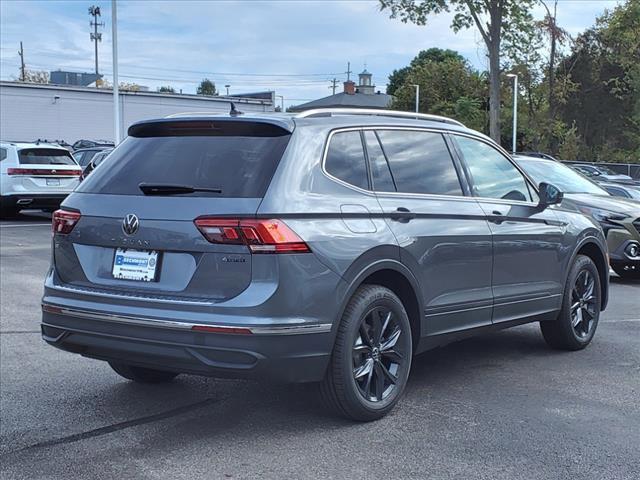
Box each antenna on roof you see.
[229,102,243,116]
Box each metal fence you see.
[563,161,640,179]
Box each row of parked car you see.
[520,151,640,200]
[0,140,113,216]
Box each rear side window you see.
[77,122,291,198]
[376,130,463,196]
[18,148,75,165]
[364,131,396,192]
[325,131,369,190]
[0,148,6,161]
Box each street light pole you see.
[413,84,420,113]
[112,0,120,144]
[275,95,284,112]
[507,73,518,153]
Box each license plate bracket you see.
[112,248,159,282]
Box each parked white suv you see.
[0,142,82,217]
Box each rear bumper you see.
[41,303,334,383]
[1,193,68,209]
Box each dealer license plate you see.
[112,248,159,282]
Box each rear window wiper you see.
[138,183,222,195]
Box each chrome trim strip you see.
[49,282,215,306]
[42,304,332,335]
[424,294,562,317]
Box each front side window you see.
[376,130,463,196]
[325,131,369,190]
[455,136,532,202]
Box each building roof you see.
[288,91,393,112]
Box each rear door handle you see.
[389,207,415,223]
[488,210,505,224]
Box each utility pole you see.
[89,6,104,76]
[507,73,518,153]
[329,78,338,95]
[345,62,352,82]
[112,0,120,144]
[412,84,420,113]
[18,42,25,81]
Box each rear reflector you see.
[52,209,81,234]
[8,168,82,176]
[194,218,310,254]
[191,325,253,335]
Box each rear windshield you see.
[18,148,76,165]
[77,123,291,198]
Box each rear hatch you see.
[54,118,293,303]
[13,147,81,192]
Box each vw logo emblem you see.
[122,214,139,236]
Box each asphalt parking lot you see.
[1,211,639,480]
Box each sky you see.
[0,0,622,109]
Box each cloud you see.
[0,0,615,108]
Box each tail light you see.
[8,168,82,176]
[52,209,81,234]
[194,218,310,254]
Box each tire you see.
[612,265,640,280]
[321,285,413,421]
[108,361,179,383]
[540,255,601,350]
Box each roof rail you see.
[295,108,465,127]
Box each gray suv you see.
[42,108,609,421]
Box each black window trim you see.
[449,132,541,207]
[321,126,476,203]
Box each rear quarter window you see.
[324,131,369,190]
[0,148,7,161]
[77,121,291,198]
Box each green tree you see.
[390,51,488,131]
[387,48,464,95]
[380,0,536,143]
[197,78,217,96]
[158,85,175,93]
[557,0,640,162]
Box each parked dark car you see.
[517,151,558,161]
[72,139,114,151]
[73,146,113,168]
[43,109,610,421]
[516,155,640,279]
[82,148,112,177]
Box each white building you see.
[0,81,275,144]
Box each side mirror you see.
[538,182,563,209]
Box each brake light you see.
[194,218,310,254]
[7,168,82,176]
[52,209,81,234]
